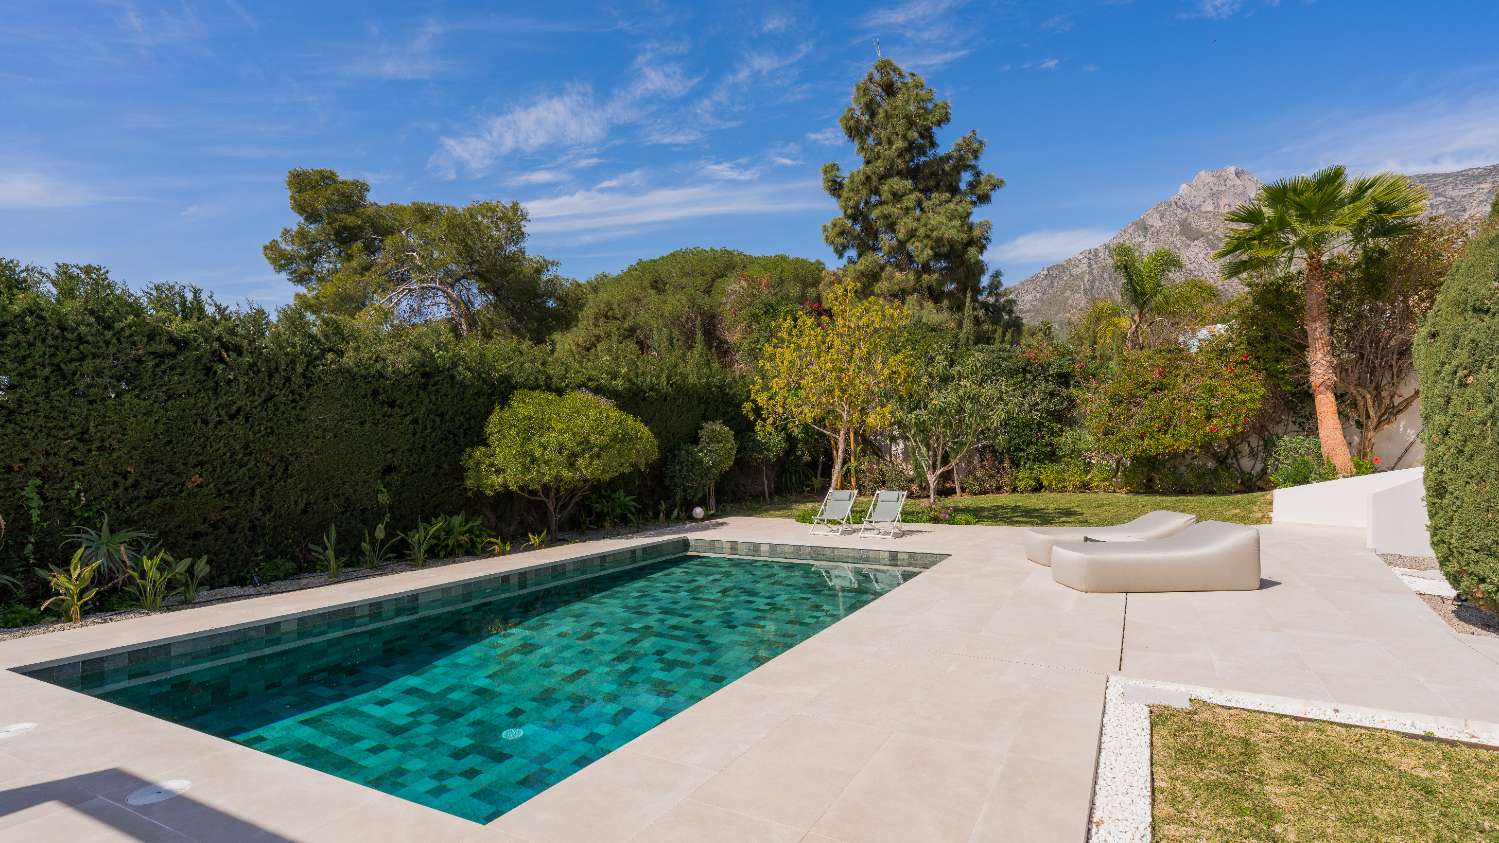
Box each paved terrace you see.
[3,517,1499,842]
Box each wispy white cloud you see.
[104,0,204,53]
[506,169,570,186]
[594,169,648,190]
[343,19,468,80]
[806,127,844,145]
[433,86,609,176]
[432,45,697,176]
[0,172,110,209]
[1035,58,1060,70]
[179,203,225,221]
[761,13,794,33]
[860,0,974,70]
[772,155,802,167]
[862,0,966,30]
[701,161,760,181]
[987,228,1112,263]
[524,178,828,239]
[1183,0,1279,19]
[1039,14,1073,32]
[1274,93,1499,175]
[691,42,815,128]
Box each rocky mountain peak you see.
[1008,162,1499,329]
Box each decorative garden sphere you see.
[691,506,706,520]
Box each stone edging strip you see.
[1087,675,1499,842]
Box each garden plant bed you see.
[1151,700,1499,842]
[0,553,493,643]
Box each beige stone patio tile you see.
[690,714,892,829]
[625,679,820,771]
[631,799,802,843]
[968,751,1095,843]
[0,709,240,780]
[1003,679,1106,763]
[0,796,191,842]
[491,751,714,843]
[1288,633,1409,676]
[294,788,481,842]
[0,758,102,834]
[1461,633,1499,667]
[1120,651,1219,686]
[1314,670,1457,716]
[1209,657,1331,700]
[105,749,379,843]
[809,732,1002,843]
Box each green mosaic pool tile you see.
[23,552,914,824]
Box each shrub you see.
[1037,462,1091,492]
[1415,215,1499,611]
[1015,465,1044,493]
[1267,435,1336,488]
[1082,344,1266,461]
[666,421,737,512]
[38,549,102,622]
[0,267,752,596]
[463,390,659,536]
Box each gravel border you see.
[1379,552,1440,572]
[1088,676,1499,842]
[1419,594,1499,639]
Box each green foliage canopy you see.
[1416,213,1499,611]
[263,168,570,338]
[562,248,824,368]
[1082,344,1267,461]
[464,391,658,535]
[821,58,1004,310]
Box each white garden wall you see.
[1271,467,1434,557]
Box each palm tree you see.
[1215,165,1427,476]
[1107,244,1218,350]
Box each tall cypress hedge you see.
[1415,212,1499,610]
[0,268,747,597]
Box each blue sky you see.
[3,0,1497,307]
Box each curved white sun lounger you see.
[1022,510,1196,566]
[1050,520,1261,593]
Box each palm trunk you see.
[1302,252,1355,476]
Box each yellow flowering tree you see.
[748,278,914,489]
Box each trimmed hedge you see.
[0,268,747,597]
[1415,217,1499,610]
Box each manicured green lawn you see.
[1152,701,1499,842]
[726,490,1272,526]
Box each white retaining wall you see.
[1272,466,1434,557]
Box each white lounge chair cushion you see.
[1050,521,1261,593]
[1022,510,1196,566]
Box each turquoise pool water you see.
[88,554,909,822]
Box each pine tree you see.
[821,58,1004,311]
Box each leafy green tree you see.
[821,58,1004,311]
[748,279,915,490]
[1215,165,1427,475]
[562,248,823,368]
[741,426,787,502]
[666,421,737,512]
[264,168,568,338]
[1101,245,1220,351]
[1082,343,1266,462]
[463,391,658,535]
[1415,204,1499,612]
[897,345,1013,503]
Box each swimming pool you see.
[19,546,919,823]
